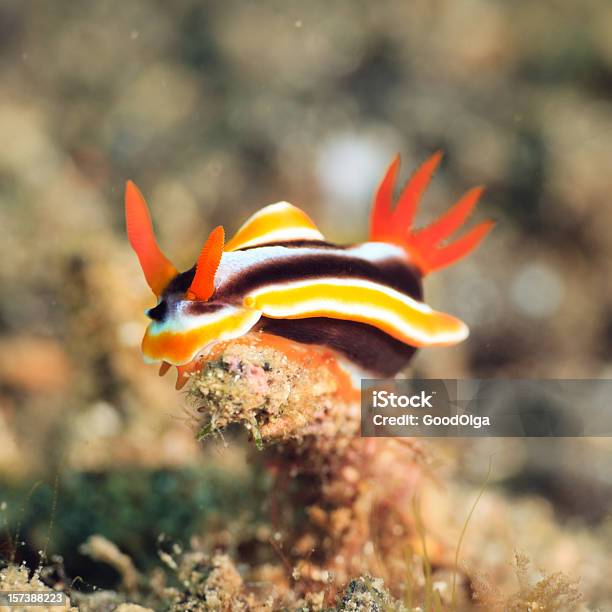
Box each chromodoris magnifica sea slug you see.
[125,153,493,389]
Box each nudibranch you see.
[126,153,493,389]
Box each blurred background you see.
[0,0,611,606]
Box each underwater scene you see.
[1,1,612,610]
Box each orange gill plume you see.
[125,181,177,295]
[369,153,494,274]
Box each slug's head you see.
[125,182,258,369]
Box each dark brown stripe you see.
[214,251,423,303]
[183,302,226,316]
[258,317,417,377]
[163,241,342,296]
[147,294,224,322]
[163,267,196,296]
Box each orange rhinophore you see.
[125,180,177,296]
[187,226,225,301]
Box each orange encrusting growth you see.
[369,153,493,275]
[207,332,360,402]
[157,331,359,397]
[187,226,225,301]
[125,181,178,296]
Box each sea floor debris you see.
[0,336,602,610]
[188,336,433,597]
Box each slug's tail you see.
[369,152,494,275]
